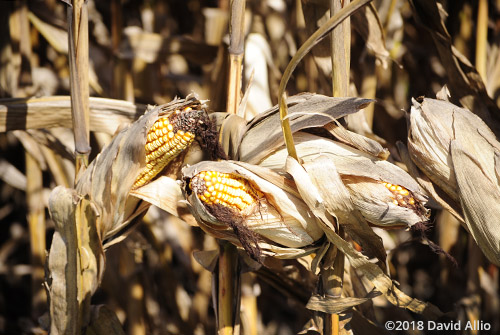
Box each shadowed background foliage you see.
[0,0,499,334]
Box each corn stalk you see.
[325,0,351,332]
[67,0,90,174]
[217,0,247,333]
[46,1,92,334]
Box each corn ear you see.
[46,95,212,334]
[408,97,500,265]
[407,98,461,201]
[260,132,429,228]
[182,161,324,260]
[285,156,443,318]
[75,94,206,243]
[299,156,387,263]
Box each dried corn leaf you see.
[12,130,48,170]
[218,113,247,159]
[0,158,27,190]
[28,11,103,95]
[243,33,273,120]
[485,45,500,102]
[326,122,389,159]
[351,3,390,68]
[237,93,372,163]
[306,290,381,314]
[129,176,197,227]
[193,250,220,272]
[0,96,146,133]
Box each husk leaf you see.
[302,156,386,262]
[451,111,500,265]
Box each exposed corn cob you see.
[133,107,201,189]
[189,171,262,212]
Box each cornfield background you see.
[0,0,499,334]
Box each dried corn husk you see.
[260,132,429,228]
[408,97,500,265]
[407,98,462,201]
[181,160,325,260]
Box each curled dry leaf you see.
[261,132,429,228]
[0,96,147,133]
[234,93,373,163]
[181,160,325,261]
[306,290,382,314]
[326,122,389,159]
[408,97,500,265]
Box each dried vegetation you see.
[0,0,499,334]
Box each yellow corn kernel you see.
[382,181,416,208]
[133,109,198,189]
[190,171,261,212]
